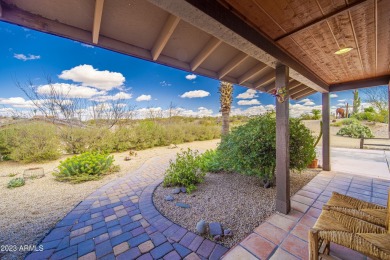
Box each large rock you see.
[209,222,223,236]
[196,220,207,234]
[165,195,174,201]
[224,229,233,237]
[180,187,187,193]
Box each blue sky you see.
[0,21,372,118]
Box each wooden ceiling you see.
[219,0,390,90]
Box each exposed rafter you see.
[263,80,276,92]
[264,79,302,93]
[190,37,221,71]
[254,70,275,90]
[151,14,180,61]
[291,89,315,100]
[238,63,267,84]
[218,52,249,79]
[290,85,310,96]
[275,0,368,42]
[330,75,390,92]
[92,0,105,44]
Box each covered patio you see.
[1,0,390,259]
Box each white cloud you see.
[289,103,322,118]
[160,81,172,87]
[237,99,260,106]
[337,103,346,107]
[236,89,258,99]
[14,53,40,61]
[81,43,94,48]
[303,101,315,106]
[92,92,132,102]
[180,90,210,98]
[185,74,197,80]
[231,105,272,116]
[37,83,105,98]
[337,99,347,103]
[59,64,125,91]
[330,93,338,98]
[0,97,42,109]
[136,94,152,102]
[298,98,311,103]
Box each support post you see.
[275,64,290,214]
[322,93,331,171]
[388,81,390,139]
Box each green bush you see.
[53,152,115,183]
[337,123,374,138]
[1,122,61,162]
[163,148,206,193]
[216,113,316,184]
[7,178,25,188]
[352,110,388,123]
[364,107,375,113]
[331,118,359,127]
[199,149,224,173]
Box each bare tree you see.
[362,86,388,112]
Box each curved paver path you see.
[26,155,228,260]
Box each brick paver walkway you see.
[26,155,228,260]
[223,171,390,260]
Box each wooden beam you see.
[275,64,290,215]
[388,81,390,139]
[190,37,221,71]
[238,63,267,84]
[275,0,368,41]
[92,0,105,44]
[218,52,249,79]
[322,93,331,171]
[292,89,316,100]
[330,75,390,92]
[151,14,180,61]
[290,85,309,96]
[263,80,276,93]
[254,70,275,90]
[0,1,3,18]
[288,81,302,91]
[185,0,329,92]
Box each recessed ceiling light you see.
[334,47,353,55]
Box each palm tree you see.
[219,81,233,135]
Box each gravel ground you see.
[0,139,219,260]
[153,168,320,248]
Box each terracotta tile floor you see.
[222,171,390,260]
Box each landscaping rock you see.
[165,195,174,201]
[209,222,223,236]
[168,144,178,149]
[180,187,187,193]
[172,188,181,194]
[224,229,233,237]
[196,220,207,234]
[214,235,222,241]
[124,156,131,161]
[175,202,190,208]
[264,181,271,189]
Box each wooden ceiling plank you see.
[151,14,180,61]
[218,52,249,79]
[374,0,377,75]
[291,88,315,99]
[253,70,275,89]
[293,90,316,100]
[262,80,275,93]
[238,63,267,84]
[348,11,364,76]
[190,37,222,71]
[376,0,390,74]
[92,0,105,44]
[330,75,390,92]
[276,0,368,42]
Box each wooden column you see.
[322,93,331,171]
[388,81,390,139]
[275,64,290,214]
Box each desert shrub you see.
[352,110,388,123]
[199,149,224,173]
[53,152,115,183]
[163,148,206,193]
[364,107,375,113]
[1,122,61,162]
[7,178,25,188]
[217,113,316,184]
[337,123,374,138]
[331,118,359,127]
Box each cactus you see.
[353,89,361,114]
[314,121,323,147]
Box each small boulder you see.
[180,187,187,193]
[172,188,181,194]
[224,229,233,237]
[168,144,178,149]
[165,195,174,201]
[214,235,222,241]
[196,220,207,234]
[176,202,190,208]
[264,181,271,189]
[209,222,223,236]
[124,156,131,161]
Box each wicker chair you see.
[323,191,388,228]
[309,190,390,259]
